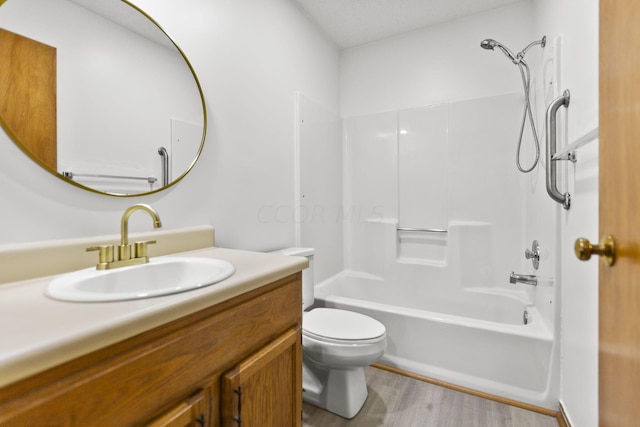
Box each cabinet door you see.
[146,390,207,427]
[221,328,302,427]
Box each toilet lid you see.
[303,308,386,341]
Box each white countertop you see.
[0,247,307,388]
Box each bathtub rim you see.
[314,293,553,341]
[315,270,553,340]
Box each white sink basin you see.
[45,257,235,302]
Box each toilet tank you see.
[271,247,314,310]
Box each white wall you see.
[340,1,534,118]
[531,0,600,426]
[0,0,340,252]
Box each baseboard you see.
[372,363,560,418]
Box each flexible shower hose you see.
[515,61,540,173]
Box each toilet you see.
[274,248,387,419]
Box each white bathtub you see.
[314,272,556,409]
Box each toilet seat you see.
[303,308,385,341]
[302,308,387,369]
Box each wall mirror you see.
[0,0,206,196]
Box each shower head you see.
[480,38,518,63]
[480,36,546,64]
[480,36,547,174]
[479,38,497,50]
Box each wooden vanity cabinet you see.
[147,390,208,427]
[0,273,302,427]
[221,328,301,426]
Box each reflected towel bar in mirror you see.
[62,171,158,186]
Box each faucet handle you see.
[524,240,540,270]
[134,240,157,259]
[87,245,114,270]
[118,244,133,261]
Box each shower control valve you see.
[525,240,540,270]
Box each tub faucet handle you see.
[524,240,540,270]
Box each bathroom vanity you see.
[0,239,306,426]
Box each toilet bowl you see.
[272,248,387,419]
[302,308,386,419]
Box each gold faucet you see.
[87,204,162,270]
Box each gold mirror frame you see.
[0,0,207,197]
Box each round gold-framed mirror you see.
[0,0,207,196]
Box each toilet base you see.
[302,357,369,419]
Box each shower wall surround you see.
[336,92,558,407]
[398,105,448,233]
[344,93,530,295]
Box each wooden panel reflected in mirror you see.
[0,28,57,171]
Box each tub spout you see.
[510,272,537,286]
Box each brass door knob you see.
[574,235,616,266]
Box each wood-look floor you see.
[302,367,559,427]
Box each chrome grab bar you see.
[545,89,571,210]
[158,146,169,187]
[397,227,447,234]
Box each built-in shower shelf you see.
[397,226,447,264]
[551,126,599,162]
[397,227,447,234]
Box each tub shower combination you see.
[313,35,560,409]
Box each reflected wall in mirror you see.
[0,0,206,196]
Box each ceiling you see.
[292,0,525,49]
[70,0,175,49]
